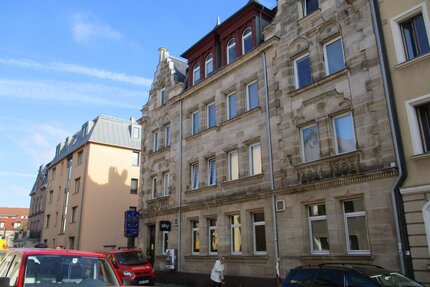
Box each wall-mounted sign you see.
[159,221,171,231]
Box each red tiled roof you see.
[0,207,29,217]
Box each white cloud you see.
[0,171,35,178]
[0,58,152,87]
[71,12,122,43]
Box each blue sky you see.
[0,1,276,208]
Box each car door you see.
[311,269,345,287]
[285,269,317,287]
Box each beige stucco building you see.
[376,0,430,284]
[42,115,141,250]
[137,1,404,286]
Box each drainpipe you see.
[369,0,413,278]
[177,100,184,272]
[263,51,280,281]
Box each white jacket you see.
[210,259,224,283]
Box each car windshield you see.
[371,272,424,287]
[23,255,120,286]
[115,251,148,266]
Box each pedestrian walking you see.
[210,256,225,287]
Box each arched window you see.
[227,38,236,64]
[242,27,253,54]
[205,54,213,77]
[193,63,200,85]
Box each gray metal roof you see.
[50,115,141,166]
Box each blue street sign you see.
[124,210,139,238]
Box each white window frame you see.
[308,204,329,255]
[162,173,170,196]
[249,143,262,176]
[130,178,138,194]
[192,111,199,135]
[253,212,267,255]
[390,3,430,64]
[205,54,214,77]
[227,38,236,64]
[191,163,199,190]
[165,125,171,147]
[208,218,218,255]
[323,37,345,76]
[192,220,200,255]
[228,150,239,181]
[294,53,311,89]
[207,102,216,129]
[246,81,258,110]
[133,126,141,140]
[230,214,242,255]
[303,0,319,17]
[207,158,216,186]
[343,199,371,255]
[132,151,139,166]
[300,124,320,163]
[151,177,157,199]
[153,131,159,151]
[405,93,430,155]
[333,113,356,155]
[193,63,201,85]
[227,92,237,120]
[242,27,252,54]
[162,231,169,255]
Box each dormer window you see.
[242,28,253,54]
[160,87,166,105]
[227,38,237,64]
[193,63,201,85]
[133,126,141,140]
[205,54,214,77]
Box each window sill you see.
[290,69,348,98]
[147,195,169,203]
[222,173,264,187]
[147,146,170,157]
[298,9,321,26]
[410,152,430,161]
[221,107,261,127]
[395,52,430,70]
[185,184,217,194]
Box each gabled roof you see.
[0,207,29,217]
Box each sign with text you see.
[124,210,139,238]
[159,221,171,231]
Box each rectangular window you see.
[160,87,166,105]
[46,214,50,228]
[130,178,138,194]
[151,177,157,199]
[400,13,430,60]
[68,236,75,250]
[133,127,140,140]
[207,158,216,186]
[192,220,200,255]
[324,38,345,75]
[162,231,169,255]
[191,163,199,190]
[417,103,430,153]
[253,212,266,254]
[74,178,80,194]
[333,113,356,154]
[246,81,259,110]
[294,54,312,89]
[230,214,242,255]
[51,168,56,180]
[153,131,159,151]
[132,151,139,166]
[71,206,78,223]
[165,125,171,147]
[343,199,370,254]
[49,190,53,204]
[163,173,170,196]
[228,150,239,181]
[77,151,83,165]
[209,218,218,255]
[301,124,320,162]
[207,102,216,129]
[227,92,237,120]
[303,0,319,16]
[249,143,262,176]
[308,204,330,254]
[192,111,199,135]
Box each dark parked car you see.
[280,263,424,287]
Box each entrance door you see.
[148,225,156,265]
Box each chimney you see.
[159,48,169,62]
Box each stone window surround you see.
[405,93,430,156]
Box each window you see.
[153,131,159,151]
[242,27,253,54]
[51,168,56,180]
[133,126,140,140]
[130,178,138,194]
[228,150,239,181]
[416,103,430,153]
[343,199,370,254]
[303,0,319,16]
[162,231,169,254]
[193,63,201,85]
[227,38,237,64]
[209,218,218,254]
[71,206,78,223]
[391,4,430,63]
[205,54,214,77]
[207,158,216,186]
[192,111,199,135]
[0,222,3,228]
[191,163,199,190]
[207,102,216,129]
[151,177,157,199]
[249,143,262,176]
[163,173,170,196]
[227,92,237,120]
[323,37,345,75]
[192,220,200,254]
[294,53,312,89]
[230,214,242,254]
[246,81,259,110]
[301,124,320,162]
[160,87,166,105]
[333,113,356,154]
[45,215,50,228]
[406,95,430,155]
[74,178,80,193]
[132,151,139,166]
[308,204,329,254]
[68,236,75,250]
[253,212,266,254]
[77,151,83,165]
[165,125,171,147]
[49,190,53,203]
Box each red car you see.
[0,248,122,286]
[95,249,155,286]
